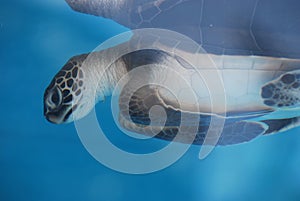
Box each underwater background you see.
[1,0,300,201]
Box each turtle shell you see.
[66,0,300,58]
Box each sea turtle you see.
[44,0,300,146]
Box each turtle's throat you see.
[81,48,129,104]
[94,57,129,102]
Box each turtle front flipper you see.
[118,84,269,146]
[261,70,300,108]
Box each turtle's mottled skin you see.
[44,43,300,145]
[44,0,300,145]
[44,54,87,123]
[44,49,128,124]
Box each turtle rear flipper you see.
[261,117,300,135]
[261,70,300,108]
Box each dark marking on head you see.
[56,71,66,78]
[64,94,73,103]
[51,90,59,104]
[63,108,73,122]
[63,63,74,71]
[60,82,66,88]
[79,80,83,87]
[57,78,63,84]
[72,104,78,111]
[62,89,70,97]
[66,72,71,79]
[79,70,83,78]
[67,79,74,87]
[72,83,78,91]
[75,89,81,96]
[47,79,55,89]
[72,67,78,78]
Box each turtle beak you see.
[44,106,73,124]
[45,113,63,124]
[43,97,73,124]
[44,107,66,124]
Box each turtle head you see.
[44,54,95,124]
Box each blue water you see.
[1,0,300,201]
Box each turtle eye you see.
[47,88,62,109]
[51,90,59,104]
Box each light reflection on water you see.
[1,0,300,201]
